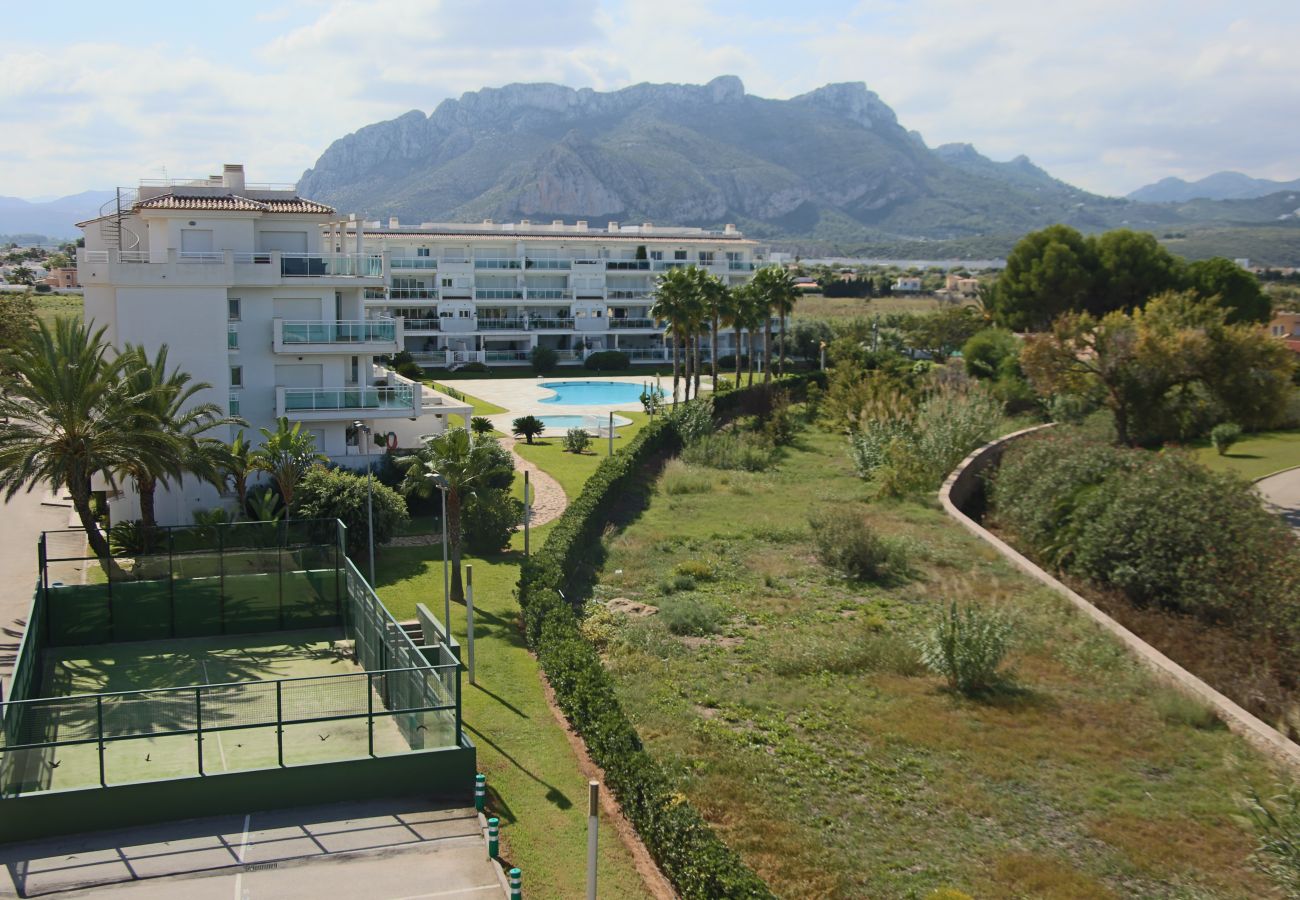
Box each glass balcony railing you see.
[528,317,575,329]
[283,385,413,412]
[525,258,571,270]
[476,289,524,299]
[525,289,568,299]
[608,290,652,299]
[478,319,526,330]
[389,287,437,300]
[728,261,758,271]
[391,257,438,269]
[281,320,397,344]
[609,318,656,329]
[606,260,651,270]
[279,254,383,278]
[473,258,522,269]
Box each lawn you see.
[32,291,83,325]
[1192,428,1300,480]
[427,382,508,418]
[585,424,1280,898]
[793,293,942,321]
[511,411,652,498]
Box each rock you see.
[606,598,658,617]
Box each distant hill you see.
[0,190,115,239]
[1128,172,1300,203]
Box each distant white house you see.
[893,276,923,292]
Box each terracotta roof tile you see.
[133,193,334,214]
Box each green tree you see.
[0,290,38,367]
[216,430,256,517]
[1186,257,1271,324]
[470,416,495,436]
[1089,229,1184,315]
[511,415,545,444]
[901,306,983,361]
[294,465,409,557]
[44,252,72,270]
[752,265,800,378]
[652,266,701,407]
[8,265,36,286]
[0,320,177,571]
[962,328,1020,380]
[694,268,728,384]
[398,428,514,602]
[115,344,240,529]
[251,417,326,513]
[994,225,1097,331]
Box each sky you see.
[2,0,1297,200]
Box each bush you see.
[459,360,489,373]
[395,361,424,381]
[33,283,51,294]
[107,519,164,556]
[761,389,798,445]
[1239,779,1300,895]
[916,601,1014,696]
[674,559,716,581]
[961,328,1019,380]
[660,596,725,636]
[461,487,523,554]
[293,466,410,558]
[1210,422,1243,455]
[808,507,910,582]
[563,427,591,454]
[512,415,546,444]
[670,396,714,443]
[583,350,630,370]
[470,416,494,436]
[682,432,778,472]
[530,345,558,372]
[660,459,713,495]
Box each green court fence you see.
[1,520,464,801]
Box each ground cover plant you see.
[585,420,1287,897]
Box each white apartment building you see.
[346,217,760,366]
[76,165,763,525]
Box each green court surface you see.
[9,629,452,794]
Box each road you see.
[1256,466,1300,532]
[0,484,69,693]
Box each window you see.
[230,366,243,388]
[698,251,714,264]
[349,356,359,385]
[650,250,663,261]
[417,247,430,257]
[228,297,241,321]
[674,250,687,260]
[442,277,453,288]
[458,309,472,318]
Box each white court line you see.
[198,658,229,771]
[233,812,251,900]
[385,887,502,900]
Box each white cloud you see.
[0,0,1296,199]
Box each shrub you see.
[459,360,490,373]
[660,459,713,495]
[395,361,424,381]
[511,415,546,444]
[530,345,558,372]
[1210,422,1243,455]
[461,487,523,554]
[916,601,1014,696]
[583,350,630,371]
[563,427,591,454]
[682,432,778,472]
[1239,779,1300,895]
[293,466,409,558]
[761,389,798,446]
[660,596,725,636]
[470,416,495,436]
[962,328,1019,380]
[674,559,716,581]
[808,507,910,582]
[670,396,714,443]
[107,519,164,556]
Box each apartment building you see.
[76,165,471,526]
[345,217,761,366]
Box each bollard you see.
[487,817,500,859]
[509,867,522,900]
[475,773,486,812]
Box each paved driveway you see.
[0,485,70,692]
[1256,466,1300,532]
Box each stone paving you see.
[1255,466,1300,532]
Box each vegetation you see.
[809,505,910,582]
[530,345,558,372]
[0,290,38,364]
[1194,428,1300,480]
[293,465,409,557]
[470,415,495,436]
[1210,422,1243,456]
[582,350,630,371]
[562,427,591,454]
[511,415,546,445]
[916,601,1015,696]
[251,417,327,512]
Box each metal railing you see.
[473,258,522,269]
[282,385,413,412]
[178,251,225,263]
[619,348,670,359]
[280,320,397,344]
[475,289,523,299]
[525,258,572,269]
[478,319,525,330]
[609,318,656,329]
[606,260,651,270]
[484,350,530,362]
[389,287,438,300]
[390,257,438,269]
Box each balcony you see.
[276,383,417,421]
[77,249,385,288]
[484,350,530,363]
[276,254,382,278]
[390,257,438,270]
[389,287,438,300]
[528,317,575,329]
[272,318,401,354]
[728,261,758,271]
[475,289,523,300]
[525,258,572,270]
[525,289,568,299]
[478,318,526,331]
[608,290,652,300]
[609,318,657,329]
[606,260,650,271]
[473,258,522,270]
[403,317,441,333]
[653,260,692,271]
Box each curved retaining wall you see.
[940,426,1300,772]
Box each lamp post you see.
[354,420,375,587]
[425,470,450,631]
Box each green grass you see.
[587,424,1279,898]
[511,411,652,499]
[32,291,83,325]
[427,382,508,418]
[373,473,650,898]
[793,293,942,322]
[1191,428,1300,480]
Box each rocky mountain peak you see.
[790,82,899,130]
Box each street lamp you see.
[353,420,376,587]
[424,470,451,632]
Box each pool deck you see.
[456,374,710,433]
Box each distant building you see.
[44,266,79,289]
[893,276,923,293]
[943,274,980,296]
[1266,310,1300,355]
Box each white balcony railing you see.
[281,385,413,413]
[280,319,397,344]
[390,257,438,269]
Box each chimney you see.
[642,222,653,233]
[607,222,619,233]
[520,219,530,227]
[576,220,588,232]
[222,164,245,193]
[552,219,563,229]
[389,217,399,228]
[724,223,737,235]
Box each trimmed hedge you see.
[517,392,781,899]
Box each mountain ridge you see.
[1128,171,1300,203]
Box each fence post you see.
[587,781,599,900]
[465,565,476,686]
[168,527,176,638]
[96,695,106,787]
[218,521,226,635]
[475,773,486,812]
[195,687,204,775]
[523,471,530,558]
[276,679,284,767]
[277,520,285,630]
[487,817,499,858]
[509,867,521,900]
[367,671,375,757]
[608,412,614,456]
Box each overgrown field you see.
[587,426,1282,898]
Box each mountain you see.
[0,190,116,239]
[1128,172,1300,203]
[298,77,1148,245]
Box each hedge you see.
[517,386,795,899]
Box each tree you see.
[0,319,179,571]
[752,265,799,378]
[994,225,1097,331]
[8,265,36,286]
[530,345,558,373]
[470,416,495,436]
[651,266,700,407]
[718,282,747,385]
[1186,257,1271,324]
[398,428,515,602]
[294,466,409,558]
[735,283,768,387]
[962,328,1021,380]
[44,252,72,270]
[785,319,834,366]
[216,430,256,516]
[511,415,546,444]
[251,417,326,513]
[1089,229,1184,315]
[115,344,239,529]
[0,290,38,367]
[695,269,728,384]
[900,307,983,361]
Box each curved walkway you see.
[1255,466,1300,532]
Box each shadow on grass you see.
[464,721,572,814]
[939,678,1059,713]
[1224,453,1264,460]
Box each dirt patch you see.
[606,598,659,617]
[680,635,743,650]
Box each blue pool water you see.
[538,381,661,405]
[538,414,632,431]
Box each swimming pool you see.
[538,414,633,432]
[538,381,662,405]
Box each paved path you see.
[0,484,73,693]
[499,436,567,528]
[1256,466,1300,532]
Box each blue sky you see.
[3,0,1297,199]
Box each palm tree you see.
[696,270,728,386]
[0,319,176,571]
[115,344,240,529]
[398,428,514,602]
[651,267,698,408]
[753,265,799,379]
[216,430,256,517]
[718,283,745,388]
[683,271,708,398]
[734,283,766,387]
[251,417,326,514]
[511,415,545,444]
